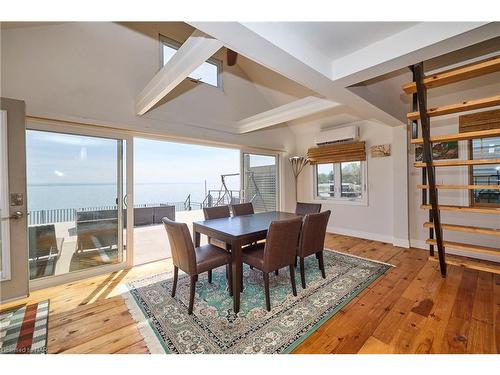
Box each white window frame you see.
[0,110,11,281]
[313,161,368,206]
[159,35,223,89]
[240,151,280,211]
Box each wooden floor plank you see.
[1,233,498,354]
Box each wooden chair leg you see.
[225,264,229,280]
[289,264,297,296]
[294,257,297,268]
[275,269,279,276]
[300,258,306,289]
[318,251,326,279]
[263,272,271,311]
[241,268,244,292]
[208,269,212,284]
[227,263,233,297]
[171,266,178,297]
[188,275,196,315]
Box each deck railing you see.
[28,201,197,225]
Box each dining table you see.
[192,210,300,313]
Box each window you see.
[160,35,221,88]
[314,161,366,203]
[469,136,500,207]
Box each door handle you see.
[1,211,23,221]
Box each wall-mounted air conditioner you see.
[314,125,359,146]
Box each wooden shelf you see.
[420,204,500,215]
[410,128,500,144]
[424,222,500,236]
[414,158,500,167]
[407,95,500,121]
[426,239,500,256]
[428,254,500,275]
[417,184,500,190]
[403,55,500,94]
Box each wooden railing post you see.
[413,62,446,276]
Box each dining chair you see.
[295,202,322,215]
[231,202,254,216]
[230,202,262,277]
[297,210,331,289]
[162,217,232,315]
[203,206,231,250]
[242,217,302,311]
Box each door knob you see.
[0,211,23,221]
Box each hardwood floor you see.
[1,233,498,354]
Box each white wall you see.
[295,120,409,246]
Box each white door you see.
[1,98,29,302]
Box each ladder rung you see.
[426,239,500,256]
[417,184,500,190]
[402,55,500,95]
[414,158,500,167]
[407,95,500,121]
[420,204,500,214]
[428,255,500,274]
[410,128,500,144]
[424,222,500,236]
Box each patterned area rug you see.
[123,250,391,354]
[0,300,49,354]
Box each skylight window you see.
[161,36,221,88]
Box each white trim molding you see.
[0,110,11,281]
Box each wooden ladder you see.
[403,56,500,276]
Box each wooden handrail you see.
[410,128,500,144]
[407,95,500,121]
[426,239,500,256]
[428,256,500,275]
[420,204,500,214]
[414,158,500,167]
[402,55,500,94]
[424,222,500,236]
[417,184,500,190]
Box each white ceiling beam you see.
[188,22,499,127]
[332,22,499,86]
[188,22,408,126]
[135,30,223,116]
[237,96,340,133]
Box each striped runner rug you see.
[0,300,49,354]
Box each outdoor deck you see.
[30,209,207,279]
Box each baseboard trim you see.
[410,239,500,263]
[327,226,409,248]
[0,293,29,305]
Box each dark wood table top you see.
[193,211,299,239]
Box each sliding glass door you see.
[242,153,279,212]
[26,130,127,280]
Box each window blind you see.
[459,108,500,133]
[307,141,366,165]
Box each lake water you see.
[27,183,211,211]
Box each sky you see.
[26,131,248,192]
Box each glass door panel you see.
[26,130,125,280]
[242,153,278,212]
